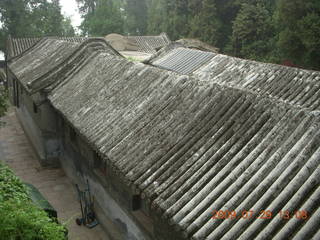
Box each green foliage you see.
[232,2,274,61]
[76,0,96,15]
[28,0,65,36]
[146,0,168,35]
[143,0,320,70]
[0,0,75,51]
[275,0,320,69]
[1,0,319,70]
[126,56,141,62]
[77,0,123,36]
[123,0,148,35]
[189,0,222,46]
[0,162,65,240]
[0,85,8,117]
[62,17,76,37]
[0,163,28,201]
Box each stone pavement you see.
[0,107,109,240]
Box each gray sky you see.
[60,0,82,29]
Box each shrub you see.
[0,162,66,240]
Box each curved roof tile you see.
[147,46,320,111]
[9,38,121,93]
[127,33,171,53]
[6,36,89,59]
[8,37,320,240]
[47,51,320,240]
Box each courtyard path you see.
[0,107,109,240]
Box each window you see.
[33,102,38,113]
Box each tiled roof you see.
[127,33,171,53]
[7,37,41,59]
[6,36,89,59]
[176,38,219,53]
[48,52,319,240]
[194,54,320,111]
[150,47,215,74]
[9,38,320,240]
[9,38,121,93]
[148,46,320,112]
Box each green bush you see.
[0,162,66,240]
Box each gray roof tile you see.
[127,33,171,53]
[7,36,89,59]
[152,47,215,74]
[9,38,121,93]
[8,38,320,240]
[194,54,320,111]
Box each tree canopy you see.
[0,0,319,70]
[0,0,75,51]
[76,0,123,36]
[143,0,320,70]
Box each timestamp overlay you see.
[211,210,309,220]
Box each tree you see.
[123,0,148,35]
[298,13,320,68]
[232,2,274,61]
[147,0,168,35]
[0,0,30,49]
[170,0,189,39]
[77,0,123,36]
[189,0,222,47]
[276,0,320,69]
[28,0,65,36]
[0,0,75,51]
[62,17,76,36]
[76,0,97,15]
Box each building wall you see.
[7,72,60,167]
[7,72,159,240]
[57,115,153,240]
